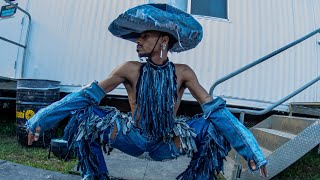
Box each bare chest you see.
[124,64,185,114]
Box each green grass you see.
[0,135,77,173]
[0,121,77,174]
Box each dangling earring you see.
[160,44,167,58]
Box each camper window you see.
[190,0,228,19]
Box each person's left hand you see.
[250,160,268,177]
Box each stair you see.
[223,115,320,180]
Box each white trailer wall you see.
[3,0,320,110]
[0,0,28,78]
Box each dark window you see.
[191,0,228,19]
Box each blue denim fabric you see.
[110,116,227,161]
[25,81,266,178]
[108,3,203,52]
[110,120,181,161]
[201,97,268,171]
[111,114,230,180]
[25,81,107,134]
[73,141,109,179]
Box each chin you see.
[137,53,148,58]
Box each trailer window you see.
[190,0,228,19]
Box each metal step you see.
[240,116,320,179]
[222,115,320,179]
[250,128,296,151]
[254,115,318,135]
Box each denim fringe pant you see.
[26,82,267,180]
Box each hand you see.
[250,160,268,177]
[27,126,41,145]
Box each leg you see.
[177,117,230,180]
[147,138,182,161]
[64,105,147,179]
[74,141,109,180]
[109,124,146,157]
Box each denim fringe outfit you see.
[26,3,267,180]
[26,60,267,179]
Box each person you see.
[26,3,268,180]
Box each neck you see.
[147,58,169,68]
[149,54,168,65]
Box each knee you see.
[101,121,119,144]
[110,122,118,141]
[188,117,210,135]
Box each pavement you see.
[0,159,80,180]
[0,149,191,180]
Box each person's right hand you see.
[27,126,41,145]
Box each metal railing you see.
[208,28,320,179]
[0,0,32,77]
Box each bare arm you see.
[98,61,136,93]
[181,64,212,105]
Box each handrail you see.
[212,28,320,180]
[209,28,320,115]
[0,1,31,49]
[0,36,26,48]
[209,28,320,96]
[228,76,320,115]
[1,0,32,78]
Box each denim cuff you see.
[201,97,226,119]
[82,81,107,105]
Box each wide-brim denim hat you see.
[108,3,203,52]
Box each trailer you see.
[1,0,319,111]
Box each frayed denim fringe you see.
[134,60,177,139]
[177,122,230,180]
[63,106,120,180]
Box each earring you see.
[160,44,167,58]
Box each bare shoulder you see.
[112,61,141,75]
[174,63,192,72]
[120,61,141,70]
[174,63,197,80]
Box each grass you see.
[0,120,77,174]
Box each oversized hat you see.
[108,3,203,52]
